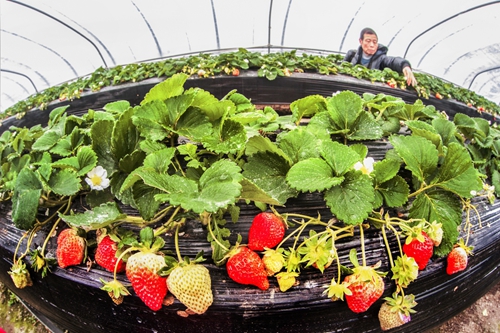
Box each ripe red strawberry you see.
[446,243,471,275]
[435,92,443,99]
[126,250,167,311]
[344,266,384,313]
[403,231,433,270]
[232,68,240,76]
[95,235,126,273]
[248,212,286,251]
[56,228,86,268]
[226,246,269,290]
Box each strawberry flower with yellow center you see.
[85,166,110,191]
[353,157,375,175]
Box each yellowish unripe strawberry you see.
[262,249,285,276]
[9,261,33,289]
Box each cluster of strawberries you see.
[55,212,472,330]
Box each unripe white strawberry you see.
[167,263,213,314]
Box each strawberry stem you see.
[154,206,181,236]
[207,215,230,252]
[381,225,394,268]
[174,223,183,262]
[359,224,367,267]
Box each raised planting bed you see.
[0,72,499,333]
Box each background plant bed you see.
[0,74,499,333]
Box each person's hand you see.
[403,66,417,87]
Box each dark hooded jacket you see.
[343,44,411,73]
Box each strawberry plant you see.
[0,72,496,330]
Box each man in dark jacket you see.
[343,27,417,86]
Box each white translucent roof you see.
[2,0,500,112]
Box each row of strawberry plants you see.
[2,73,498,330]
[3,48,499,120]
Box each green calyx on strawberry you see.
[8,261,33,289]
[100,278,130,305]
[248,212,286,251]
[391,254,419,291]
[125,227,168,311]
[446,239,473,275]
[378,292,416,331]
[323,278,352,302]
[56,228,87,269]
[426,221,443,247]
[297,230,335,273]
[226,245,269,290]
[402,228,434,270]
[164,252,213,314]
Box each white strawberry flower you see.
[85,166,110,191]
[353,157,375,175]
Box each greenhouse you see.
[1,1,499,332]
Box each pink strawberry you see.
[446,242,472,275]
[403,231,433,270]
[56,228,86,268]
[95,235,126,273]
[248,212,286,251]
[226,246,269,290]
[126,250,167,311]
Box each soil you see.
[0,281,498,333]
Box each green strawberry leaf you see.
[430,142,482,198]
[287,158,344,192]
[245,136,292,165]
[347,111,384,141]
[290,95,327,123]
[12,168,43,230]
[277,127,322,163]
[409,190,462,256]
[406,120,443,153]
[324,171,374,225]
[202,119,247,154]
[374,175,409,208]
[32,131,60,151]
[47,169,81,196]
[174,107,213,142]
[243,151,298,205]
[50,137,73,156]
[198,100,236,122]
[143,147,176,173]
[321,140,360,176]
[103,100,130,114]
[132,182,162,221]
[91,119,116,174]
[76,146,98,176]
[141,73,187,105]
[239,178,282,205]
[132,100,171,141]
[389,135,438,182]
[112,107,140,161]
[372,158,401,184]
[158,160,243,213]
[60,202,127,230]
